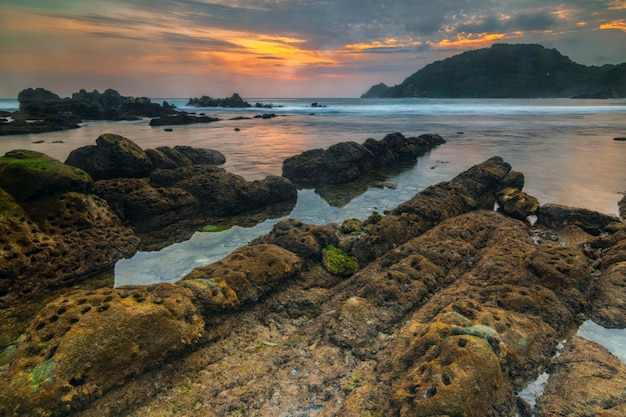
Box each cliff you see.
[362,44,626,98]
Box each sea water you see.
[1,97,625,286]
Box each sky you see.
[0,0,625,98]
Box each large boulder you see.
[0,150,93,201]
[65,133,153,180]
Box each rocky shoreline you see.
[1,133,626,416]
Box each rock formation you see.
[282,132,445,185]
[187,93,251,108]
[0,150,139,307]
[2,155,625,417]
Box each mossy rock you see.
[341,218,363,234]
[201,224,232,233]
[0,150,93,200]
[322,244,359,277]
[496,187,539,220]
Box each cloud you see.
[511,12,557,31]
[1,0,625,97]
[405,15,446,35]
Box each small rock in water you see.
[32,140,44,144]
[614,137,626,141]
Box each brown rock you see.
[351,156,514,264]
[65,133,153,180]
[0,284,204,417]
[535,336,626,416]
[251,218,339,263]
[538,203,621,235]
[496,187,539,220]
[181,243,302,310]
[0,189,138,305]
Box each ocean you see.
[1,97,625,287]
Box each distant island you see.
[362,44,626,99]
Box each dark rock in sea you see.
[620,192,626,219]
[254,113,277,119]
[0,115,81,136]
[187,93,251,108]
[2,87,179,135]
[65,133,153,180]
[614,137,626,141]
[2,155,626,417]
[537,203,621,235]
[149,112,220,126]
[282,132,445,185]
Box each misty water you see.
[2,97,626,288]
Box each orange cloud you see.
[343,37,423,53]
[437,33,507,49]
[599,19,626,31]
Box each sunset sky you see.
[1,0,625,98]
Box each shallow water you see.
[1,97,625,286]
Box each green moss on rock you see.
[322,244,359,277]
[202,224,232,233]
[0,150,93,200]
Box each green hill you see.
[362,44,626,98]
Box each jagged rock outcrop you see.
[187,93,251,108]
[282,132,445,185]
[1,156,625,417]
[1,88,179,135]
